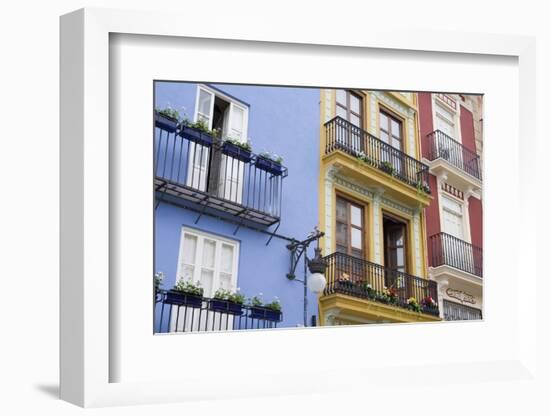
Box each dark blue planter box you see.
[155,112,179,133]
[208,299,244,315]
[255,156,284,176]
[164,290,203,308]
[222,142,252,163]
[249,306,282,322]
[179,126,213,147]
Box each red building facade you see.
[419,93,483,321]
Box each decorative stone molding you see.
[380,196,414,217]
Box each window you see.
[335,196,365,259]
[336,90,363,128]
[441,195,464,239]
[188,85,249,202]
[434,102,456,139]
[176,228,239,297]
[379,109,403,151]
[383,215,407,273]
[171,228,240,332]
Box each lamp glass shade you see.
[308,272,327,294]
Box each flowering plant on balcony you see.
[407,297,421,312]
[156,106,181,122]
[248,293,283,321]
[421,296,437,308]
[258,151,283,164]
[224,137,252,151]
[173,279,204,297]
[361,282,377,299]
[357,151,376,167]
[154,271,164,292]
[379,161,395,176]
[378,286,398,304]
[213,288,246,305]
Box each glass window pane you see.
[336,90,347,105]
[392,138,401,150]
[380,131,389,143]
[336,222,348,245]
[200,269,213,297]
[336,198,347,222]
[350,114,361,127]
[336,105,347,119]
[181,265,194,281]
[220,244,234,273]
[379,113,388,129]
[219,272,232,291]
[350,95,361,113]
[351,228,362,249]
[182,234,197,264]
[202,239,216,269]
[396,248,404,267]
[351,205,362,227]
[198,89,212,117]
[391,119,401,136]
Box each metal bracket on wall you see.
[265,221,281,246]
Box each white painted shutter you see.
[186,88,215,191]
[441,197,464,239]
[220,102,247,203]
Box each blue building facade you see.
[154,82,321,332]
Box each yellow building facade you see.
[317,89,440,325]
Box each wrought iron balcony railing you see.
[429,232,483,278]
[324,117,431,193]
[425,130,482,180]
[155,290,283,333]
[323,252,440,317]
[155,119,287,226]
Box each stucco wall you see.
[154,82,321,330]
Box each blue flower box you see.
[155,112,178,133]
[255,156,284,176]
[164,290,203,308]
[208,299,244,315]
[179,125,214,147]
[249,306,282,322]
[222,141,252,163]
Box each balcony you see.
[429,232,483,279]
[154,120,287,227]
[324,117,431,205]
[155,290,282,333]
[425,130,482,186]
[322,252,440,318]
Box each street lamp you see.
[286,228,327,326]
[307,247,327,294]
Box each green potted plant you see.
[379,161,395,175]
[255,151,284,176]
[208,288,246,315]
[406,297,421,313]
[155,107,180,133]
[248,294,282,322]
[179,118,216,147]
[222,138,253,163]
[165,279,204,308]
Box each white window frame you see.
[432,95,462,143]
[193,84,249,142]
[440,194,470,241]
[175,227,240,297]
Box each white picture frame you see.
[60,7,539,407]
